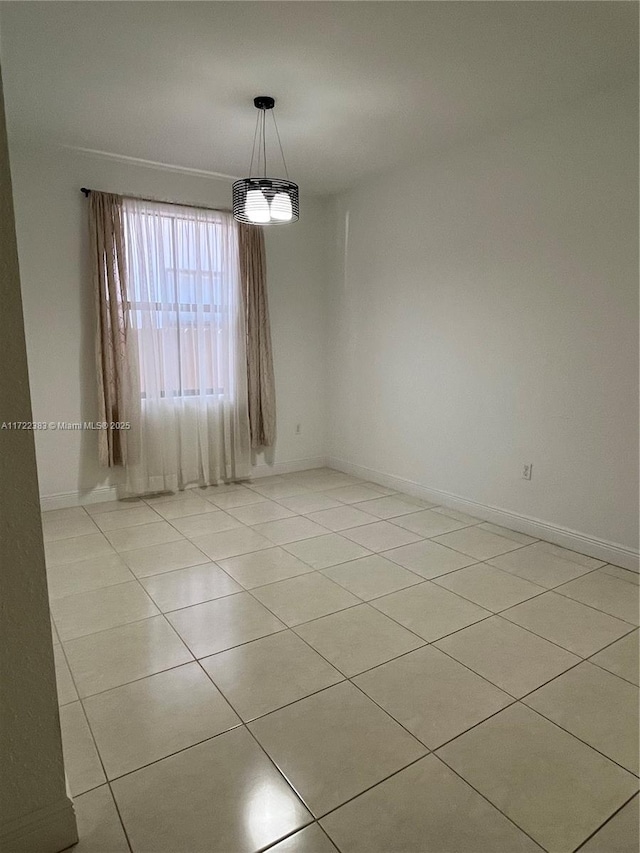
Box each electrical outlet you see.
[295,424,301,435]
[522,463,533,481]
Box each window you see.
[122,199,240,402]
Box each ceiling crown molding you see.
[58,144,240,182]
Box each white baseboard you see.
[328,456,640,572]
[40,486,120,511]
[0,796,77,853]
[39,453,639,571]
[39,456,329,510]
[250,456,328,479]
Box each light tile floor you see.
[45,468,639,852]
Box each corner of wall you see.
[0,797,78,853]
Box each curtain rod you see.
[80,187,231,214]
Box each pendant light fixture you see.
[233,96,299,225]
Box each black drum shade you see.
[233,178,299,225]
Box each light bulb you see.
[244,189,270,223]
[270,191,293,222]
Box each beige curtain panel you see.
[238,223,276,448]
[88,191,136,467]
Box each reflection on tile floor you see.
[46,468,639,852]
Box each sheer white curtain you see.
[120,198,251,496]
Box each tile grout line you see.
[314,745,549,853]
[64,599,629,736]
[587,645,639,688]
[316,564,428,600]
[428,752,549,852]
[68,617,518,830]
[50,499,614,608]
[58,634,137,853]
[429,558,549,594]
[257,822,332,853]
[57,564,621,705]
[519,701,640,780]
[58,655,134,851]
[58,643,635,846]
[54,552,634,695]
[552,582,640,623]
[431,633,586,704]
[45,476,637,851]
[571,791,639,852]
[105,781,134,853]
[184,658,335,841]
[499,605,638,657]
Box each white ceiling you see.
[0,2,636,194]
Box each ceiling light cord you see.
[263,109,268,178]
[248,110,261,179]
[271,110,290,181]
[248,101,289,181]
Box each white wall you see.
[9,87,639,560]
[327,88,639,554]
[9,144,328,502]
[0,69,77,852]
